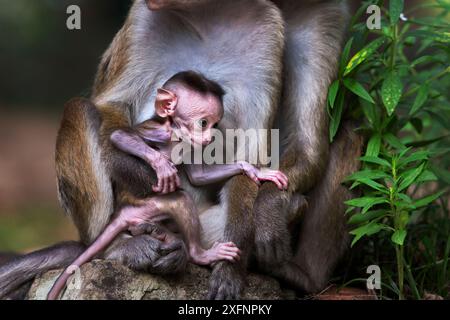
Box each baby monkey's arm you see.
[185,162,288,190]
[110,120,180,194]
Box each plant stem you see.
[395,244,405,300]
[390,158,405,300]
[390,25,398,70]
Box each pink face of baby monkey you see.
[155,86,224,147]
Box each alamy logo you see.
[66,5,81,30]
[170,128,280,169]
[366,4,407,30]
[366,5,381,30]
[366,265,381,290]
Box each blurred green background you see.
[0,0,132,252]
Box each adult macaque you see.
[0,0,363,300]
[47,71,287,300]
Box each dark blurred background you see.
[0,0,132,252]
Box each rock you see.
[27,260,294,300]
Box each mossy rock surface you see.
[27,260,294,300]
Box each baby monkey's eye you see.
[197,119,208,128]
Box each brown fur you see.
[55,98,104,244]
[93,26,131,99]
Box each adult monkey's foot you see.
[207,261,244,300]
[105,232,188,275]
[253,183,293,270]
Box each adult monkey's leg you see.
[56,97,114,245]
[272,123,363,292]
[207,176,259,300]
[253,0,352,288]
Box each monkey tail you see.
[0,241,85,299]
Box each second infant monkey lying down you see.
[47,71,288,299]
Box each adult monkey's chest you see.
[150,1,280,69]
[130,0,284,124]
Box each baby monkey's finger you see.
[152,183,162,193]
[162,176,170,194]
[175,174,181,188]
[219,254,237,263]
[168,176,176,193]
[266,176,284,190]
[275,173,289,189]
[247,172,260,185]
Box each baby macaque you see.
[47,71,288,299]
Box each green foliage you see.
[328,0,450,299]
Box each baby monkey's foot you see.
[190,242,241,266]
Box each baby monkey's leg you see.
[150,192,241,266]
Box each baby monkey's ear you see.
[155,88,178,117]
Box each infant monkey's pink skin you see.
[47,193,241,300]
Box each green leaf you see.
[343,38,385,76]
[339,37,354,75]
[390,0,404,25]
[409,85,429,115]
[345,196,388,208]
[346,196,389,214]
[410,55,438,68]
[381,72,403,116]
[397,151,429,168]
[350,222,384,247]
[361,99,380,129]
[410,118,423,133]
[398,211,409,229]
[414,190,445,208]
[404,258,421,300]
[398,147,412,160]
[398,193,413,204]
[358,178,388,193]
[327,80,340,109]
[343,79,375,104]
[329,91,344,142]
[391,229,407,246]
[384,133,406,150]
[415,170,437,183]
[348,210,388,225]
[398,163,425,192]
[437,0,450,10]
[366,134,381,157]
[396,201,416,211]
[345,206,355,215]
[406,135,449,148]
[349,181,360,190]
[431,165,450,185]
[435,31,450,43]
[408,30,439,40]
[360,156,392,168]
[396,194,416,211]
[345,170,390,182]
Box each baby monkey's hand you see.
[148,153,180,194]
[239,161,288,190]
